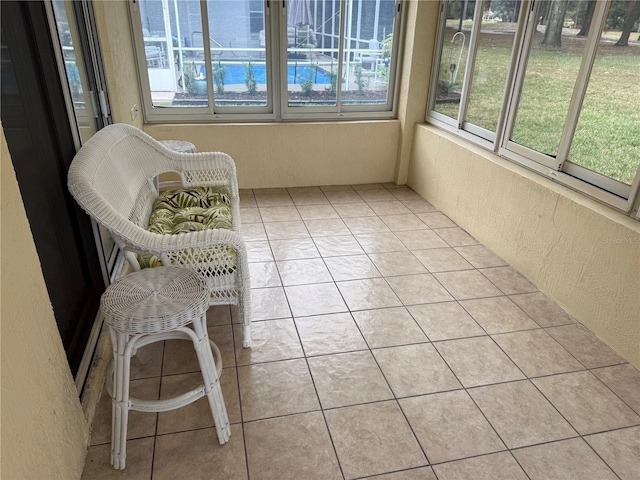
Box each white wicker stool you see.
[101,266,230,470]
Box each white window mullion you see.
[426,0,455,127]
[199,0,215,115]
[335,0,347,112]
[555,0,609,169]
[267,0,281,119]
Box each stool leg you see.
[110,330,132,469]
[192,315,231,444]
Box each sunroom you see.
[2,0,639,479]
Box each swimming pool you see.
[206,64,332,85]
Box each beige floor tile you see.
[264,220,309,240]
[358,189,396,202]
[238,358,319,421]
[355,232,408,253]
[413,248,473,272]
[241,222,267,241]
[400,391,505,463]
[208,325,236,368]
[270,238,319,261]
[337,278,403,311]
[512,438,617,480]
[254,188,288,195]
[352,307,427,348]
[325,190,365,204]
[367,467,436,479]
[386,274,454,305]
[459,296,539,334]
[130,341,163,380]
[408,302,485,341]
[368,251,428,276]
[313,234,364,257]
[240,195,257,208]
[244,412,342,480]
[285,282,347,317]
[434,227,478,247]
[434,336,525,387]
[592,364,640,414]
[454,245,507,268]
[288,186,322,194]
[290,192,330,206]
[239,189,254,195]
[352,183,385,190]
[295,312,368,356]
[479,266,537,295]
[255,193,293,207]
[417,212,456,228]
[206,305,232,326]
[239,207,262,224]
[162,325,235,374]
[248,262,281,288]
[344,216,392,235]
[402,199,439,214]
[157,369,240,434]
[469,380,577,448]
[296,204,338,220]
[90,378,160,446]
[390,188,423,202]
[493,329,584,377]
[368,200,412,216]
[320,184,354,192]
[308,351,393,408]
[585,426,640,480]
[433,452,527,480]
[546,324,626,368]
[82,437,155,480]
[250,287,291,320]
[380,214,429,231]
[532,371,640,435]
[374,344,461,397]
[395,229,448,250]
[434,270,502,300]
[325,401,427,479]
[333,202,376,217]
[509,291,574,327]
[277,258,332,286]
[259,206,301,223]
[246,241,274,262]
[153,425,247,480]
[234,319,303,366]
[304,218,352,236]
[324,254,382,281]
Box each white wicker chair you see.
[68,123,251,347]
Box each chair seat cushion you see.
[138,186,236,270]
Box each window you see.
[130,0,403,122]
[427,0,640,215]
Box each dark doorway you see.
[1,1,105,376]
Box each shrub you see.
[244,59,257,95]
[212,58,226,95]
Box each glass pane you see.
[137,0,208,107]
[207,0,268,106]
[287,0,336,106]
[432,0,476,120]
[510,0,586,156]
[568,11,640,185]
[465,2,520,132]
[341,0,397,106]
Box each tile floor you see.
[82,184,640,480]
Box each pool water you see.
[203,64,332,85]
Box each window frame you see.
[427,0,640,216]
[129,0,405,123]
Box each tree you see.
[577,0,596,36]
[615,0,640,46]
[540,0,570,48]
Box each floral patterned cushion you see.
[138,186,236,269]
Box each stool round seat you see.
[101,266,230,470]
[101,267,209,334]
[159,139,197,153]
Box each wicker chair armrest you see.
[159,151,239,198]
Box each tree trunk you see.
[577,0,596,36]
[540,0,570,48]
[615,0,640,46]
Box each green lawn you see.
[434,27,640,185]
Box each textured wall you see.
[408,125,640,367]
[1,126,89,479]
[145,121,400,188]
